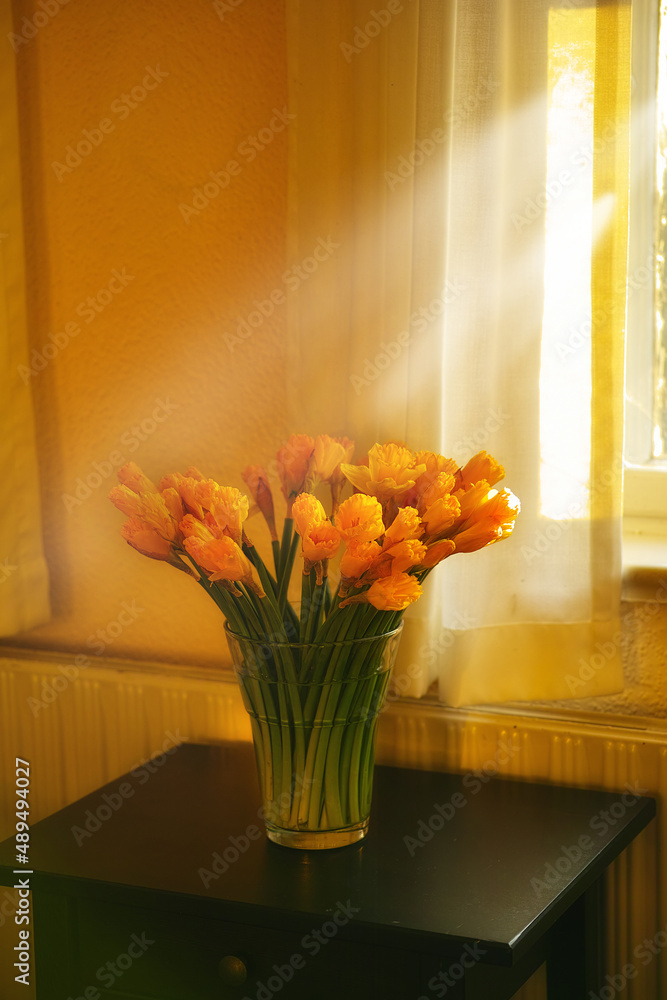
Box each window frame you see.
[624,0,667,529]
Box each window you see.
[624,0,667,528]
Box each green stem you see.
[237,584,266,638]
[299,571,311,643]
[278,517,293,584]
[245,543,278,598]
[306,578,326,645]
[278,531,300,616]
[255,596,307,827]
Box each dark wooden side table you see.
[0,741,655,999]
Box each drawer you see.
[37,894,420,999]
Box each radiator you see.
[1,654,665,1000]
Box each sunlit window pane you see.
[654,2,667,457]
[539,9,595,519]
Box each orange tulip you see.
[418,473,456,511]
[292,493,327,536]
[161,487,185,524]
[422,538,456,568]
[109,487,178,541]
[159,474,204,520]
[366,572,422,609]
[421,494,461,538]
[328,435,355,511]
[306,435,349,486]
[121,517,172,560]
[109,484,143,518]
[185,466,205,481]
[402,450,458,506]
[292,493,341,573]
[277,434,315,503]
[301,521,341,564]
[183,535,257,586]
[340,540,382,581]
[455,451,505,491]
[192,478,225,511]
[341,442,426,503]
[452,479,492,525]
[451,488,520,552]
[339,572,422,610]
[207,486,249,546]
[179,513,217,542]
[383,506,424,545]
[117,462,158,495]
[242,465,277,540]
[380,539,427,574]
[330,436,355,479]
[413,450,459,479]
[334,493,385,542]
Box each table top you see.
[0,741,655,965]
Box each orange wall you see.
[6,0,289,667]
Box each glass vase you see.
[225,621,403,849]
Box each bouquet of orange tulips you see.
[109,435,520,846]
[109,435,519,643]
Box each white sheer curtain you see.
[286,0,629,705]
[0,0,50,635]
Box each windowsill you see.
[622,517,667,601]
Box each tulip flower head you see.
[242,465,278,540]
[277,434,315,510]
[117,462,158,495]
[110,440,519,650]
[293,492,341,578]
[339,572,423,610]
[334,493,385,542]
[341,443,427,503]
[382,505,423,545]
[120,517,173,560]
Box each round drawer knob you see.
[218,954,248,985]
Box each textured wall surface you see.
[4,0,289,669]
[530,598,667,720]
[3,0,667,719]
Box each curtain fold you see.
[0,0,51,635]
[285,0,630,706]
